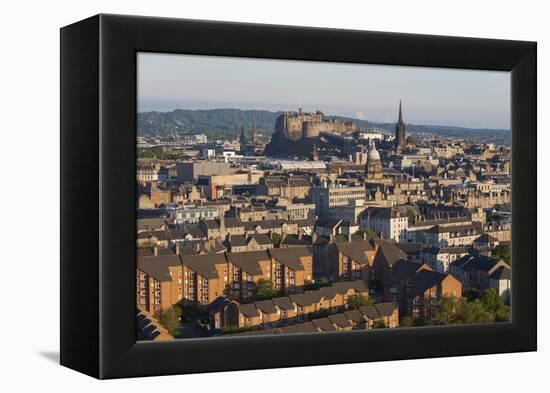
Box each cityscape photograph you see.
[135,53,512,341]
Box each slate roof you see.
[372,238,408,268]
[239,303,260,318]
[334,240,375,266]
[137,254,181,282]
[312,317,337,332]
[254,300,279,315]
[180,253,227,279]
[490,265,511,280]
[272,297,295,311]
[227,250,270,275]
[269,246,311,271]
[250,233,272,245]
[406,269,448,298]
[382,260,424,287]
[343,309,364,324]
[328,313,353,328]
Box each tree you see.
[253,278,278,300]
[304,277,331,291]
[346,294,374,309]
[455,299,494,324]
[371,320,387,329]
[433,295,460,325]
[271,233,282,248]
[480,288,510,322]
[492,245,510,264]
[159,305,183,337]
[400,316,415,327]
[463,288,481,302]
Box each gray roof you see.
[490,265,511,280]
[180,253,227,279]
[312,318,337,332]
[382,260,424,287]
[407,269,448,298]
[272,297,295,311]
[374,302,398,317]
[328,313,353,328]
[137,254,181,282]
[343,309,363,323]
[227,250,270,275]
[372,238,408,268]
[239,303,260,318]
[254,300,278,315]
[269,246,311,271]
[334,240,375,265]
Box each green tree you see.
[271,233,282,248]
[463,288,481,302]
[159,305,183,337]
[253,278,278,300]
[371,320,387,329]
[400,316,415,327]
[480,288,510,322]
[304,277,331,291]
[492,245,510,264]
[455,299,494,324]
[346,294,374,309]
[433,295,460,325]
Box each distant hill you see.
[138,109,280,140]
[138,108,510,142]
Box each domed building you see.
[365,140,383,180]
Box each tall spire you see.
[398,100,403,124]
[395,100,406,153]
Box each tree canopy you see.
[158,305,183,337]
[252,278,279,300]
[346,294,374,309]
[432,289,510,325]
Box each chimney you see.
[312,232,318,244]
[363,231,367,240]
[298,231,303,240]
[348,232,352,242]
[153,246,158,256]
[194,243,200,253]
[175,243,180,255]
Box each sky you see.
[138,52,510,129]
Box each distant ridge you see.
[137,108,510,141]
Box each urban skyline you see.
[138,52,511,129]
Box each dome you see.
[367,142,381,162]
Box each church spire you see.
[395,100,406,153]
[398,100,403,124]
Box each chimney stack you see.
[298,231,303,240]
[312,231,318,244]
[153,246,158,256]
[175,243,180,255]
[363,231,367,240]
[348,232,352,242]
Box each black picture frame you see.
[60,14,537,379]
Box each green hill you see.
[138,108,510,143]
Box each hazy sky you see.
[138,52,510,129]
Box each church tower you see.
[365,140,383,180]
[395,100,406,153]
[250,119,257,144]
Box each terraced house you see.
[209,280,374,330]
[136,246,313,316]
